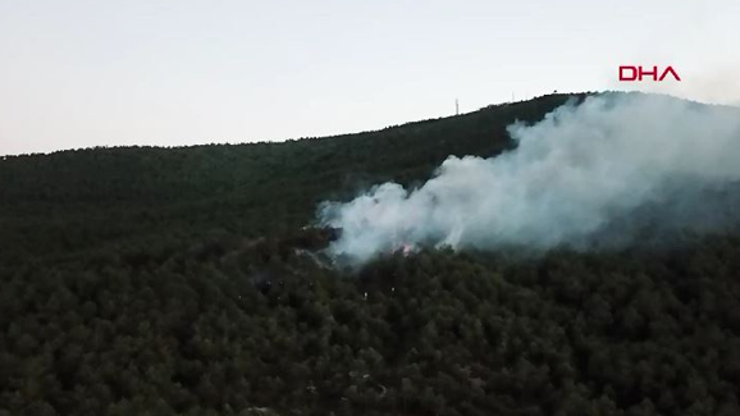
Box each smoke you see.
[633,66,740,107]
[318,93,740,265]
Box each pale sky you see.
[1,0,739,156]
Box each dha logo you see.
[619,66,681,82]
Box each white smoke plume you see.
[319,93,740,265]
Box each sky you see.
[1,0,739,156]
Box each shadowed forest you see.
[3,93,740,416]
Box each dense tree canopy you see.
[3,93,740,415]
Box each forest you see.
[3,92,740,416]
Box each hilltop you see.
[3,92,740,416]
[0,93,584,268]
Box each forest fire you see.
[401,243,414,256]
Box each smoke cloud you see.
[319,93,740,265]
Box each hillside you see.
[3,93,740,416]
[0,93,580,269]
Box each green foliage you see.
[3,93,739,415]
[0,94,577,267]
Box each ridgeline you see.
[3,93,740,416]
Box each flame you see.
[401,243,414,256]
